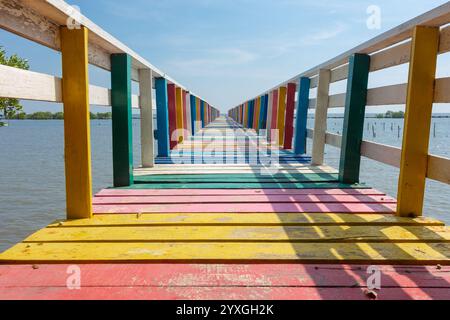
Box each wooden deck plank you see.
[134,169,338,175]
[2,286,450,300]
[92,202,396,214]
[49,213,444,227]
[133,173,339,183]
[2,264,449,288]
[92,194,396,205]
[96,188,386,197]
[120,182,369,189]
[1,242,449,263]
[23,225,450,243]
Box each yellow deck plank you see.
[49,213,444,227]
[1,242,449,263]
[23,225,450,243]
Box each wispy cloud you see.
[168,48,257,75]
[301,22,347,45]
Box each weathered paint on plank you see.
[92,202,397,214]
[1,242,448,263]
[50,213,443,228]
[24,225,450,243]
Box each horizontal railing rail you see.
[228,2,450,217]
[0,0,220,220]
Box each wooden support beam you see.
[294,77,311,155]
[339,54,371,183]
[277,86,287,146]
[155,78,170,157]
[111,53,133,187]
[284,83,297,150]
[175,87,184,143]
[190,95,197,135]
[397,26,440,217]
[248,100,255,129]
[311,69,331,165]
[60,26,92,220]
[139,69,154,168]
[256,97,262,130]
[259,94,268,131]
[266,92,273,139]
[270,90,279,142]
[185,91,191,136]
[200,100,205,127]
[167,84,177,149]
[196,97,201,130]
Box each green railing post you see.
[338,53,371,184]
[111,53,134,187]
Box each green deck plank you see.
[117,182,368,189]
[133,173,339,184]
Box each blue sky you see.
[1,0,449,113]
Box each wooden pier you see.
[1,0,450,300]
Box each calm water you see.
[0,118,449,251]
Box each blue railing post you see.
[190,95,197,135]
[155,77,170,157]
[294,77,311,155]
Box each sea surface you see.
[0,118,449,251]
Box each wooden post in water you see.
[338,54,371,184]
[397,26,439,217]
[284,83,297,150]
[294,77,311,155]
[155,77,170,157]
[111,53,134,187]
[277,86,287,146]
[139,69,154,168]
[60,26,92,219]
[311,69,331,165]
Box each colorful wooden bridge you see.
[1,0,450,300]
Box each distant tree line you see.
[375,110,405,119]
[10,111,112,120]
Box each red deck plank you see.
[0,264,448,300]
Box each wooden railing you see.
[0,0,220,219]
[228,3,450,217]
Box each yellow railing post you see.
[277,86,287,146]
[397,26,440,217]
[60,26,93,219]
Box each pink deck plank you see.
[3,287,450,300]
[93,202,397,214]
[0,264,448,300]
[96,188,386,197]
[92,195,396,205]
